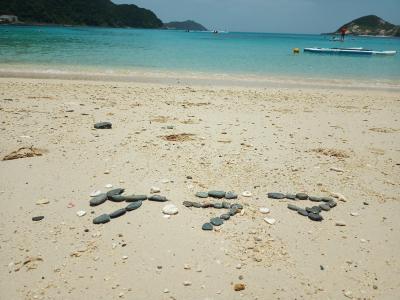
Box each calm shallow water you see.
[0,25,399,80]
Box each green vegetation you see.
[335,15,400,37]
[163,20,208,31]
[0,0,163,28]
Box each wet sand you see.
[0,77,399,299]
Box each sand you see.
[0,77,399,299]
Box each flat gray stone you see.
[94,122,112,129]
[306,206,322,214]
[148,195,168,202]
[202,223,213,231]
[319,203,331,211]
[285,194,297,200]
[220,214,230,220]
[309,196,322,202]
[32,216,44,222]
[321,196,334,202]
[296,193,308,200]
[225,191,238,199]
[126,201,142,211]
[108,194,127,202]
[229,208,238,216]
[210,217,224,226]
[106,188,125,198]
[192,202,202,208]
[328,200,337,208]
[182,201,194,207]
[231,203,243,210]
[93,214,111,224]
[195,192,209,198]
[109,208,126,219]
[268,192,286,199]
[213,203,223,209]
[127,195,147,202]
[90,193,108,207]
[208,190,226,199]
[297,209,309,217]
[222,201,231,209]
[288,204,301,211]
[308,213,323,222]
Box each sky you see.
[113,0,400,33]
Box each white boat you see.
[304,47,396,56]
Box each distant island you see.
[332,15,400,37]
[163,20,208,31]
[0,0,162,28]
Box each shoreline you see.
[1,67,400,91]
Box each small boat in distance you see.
[304,47,396,56]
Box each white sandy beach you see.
[0,76,399,299]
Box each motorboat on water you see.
[304,47,396,56]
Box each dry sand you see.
[0,77,399,299]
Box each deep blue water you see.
[0,25,399,80]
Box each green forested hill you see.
[335,15,400,37]
[0,0,163,28]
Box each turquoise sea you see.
[0,25,400,81]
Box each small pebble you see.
[195,192,209,198]
[109,208,126,219]
[93,214,110,224]
[208,190,226,198]
[319,204,331,211]
[309,196,322,202]
[32,216,44,222]
[308,213,323,222]
[36,198,50,205]
[242,191,252,197]
[335,221,347,226]
[225,191,238,199]
[264,217,276,225]
[234,283,245,291]
[105,184,113,188]
[183,281,192,286]
[297,209,308,216]
[259,207,270,214]
[150,186,161,194]
[350,212,359,216]
[220,214,230,220]
[76,210,86,217]
[162,204,179,215]
[148,195,168,202]
[285,193,296,200]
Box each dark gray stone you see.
[126,201,142,211]
[32,216,44,222]
[127,195,147,201]
[321,196,334,202]
[94,122,112,129]
[268,192,286,199]
[231,203,243,210]
[229,208,238,216]
[220,214,230,220]
[93,214,111,224]
[328,200,337,208]
[195,192,209,198]
[297,209,309,216]
[192,202,202,208]
[308,213,323,222]
[288,204,301,211]
[225,191,238,199]
[108,194,127,202]
[309,196,322,202]
[210,217,224,226]
[148,195,168,202]
[285,194,297,200]
[319,203,331,211]
[213,203,223,209]
[90,193,108,207]
[109,208,126,219]
[222,201,231,209]
[201,202,213,208]
[202,223,213,231]
[106,188,125,198]
[182,201,194,207]
[296,193,309,200]
[306,206,322,214]
[208,190,226,199]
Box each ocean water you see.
[0,25,400,81]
